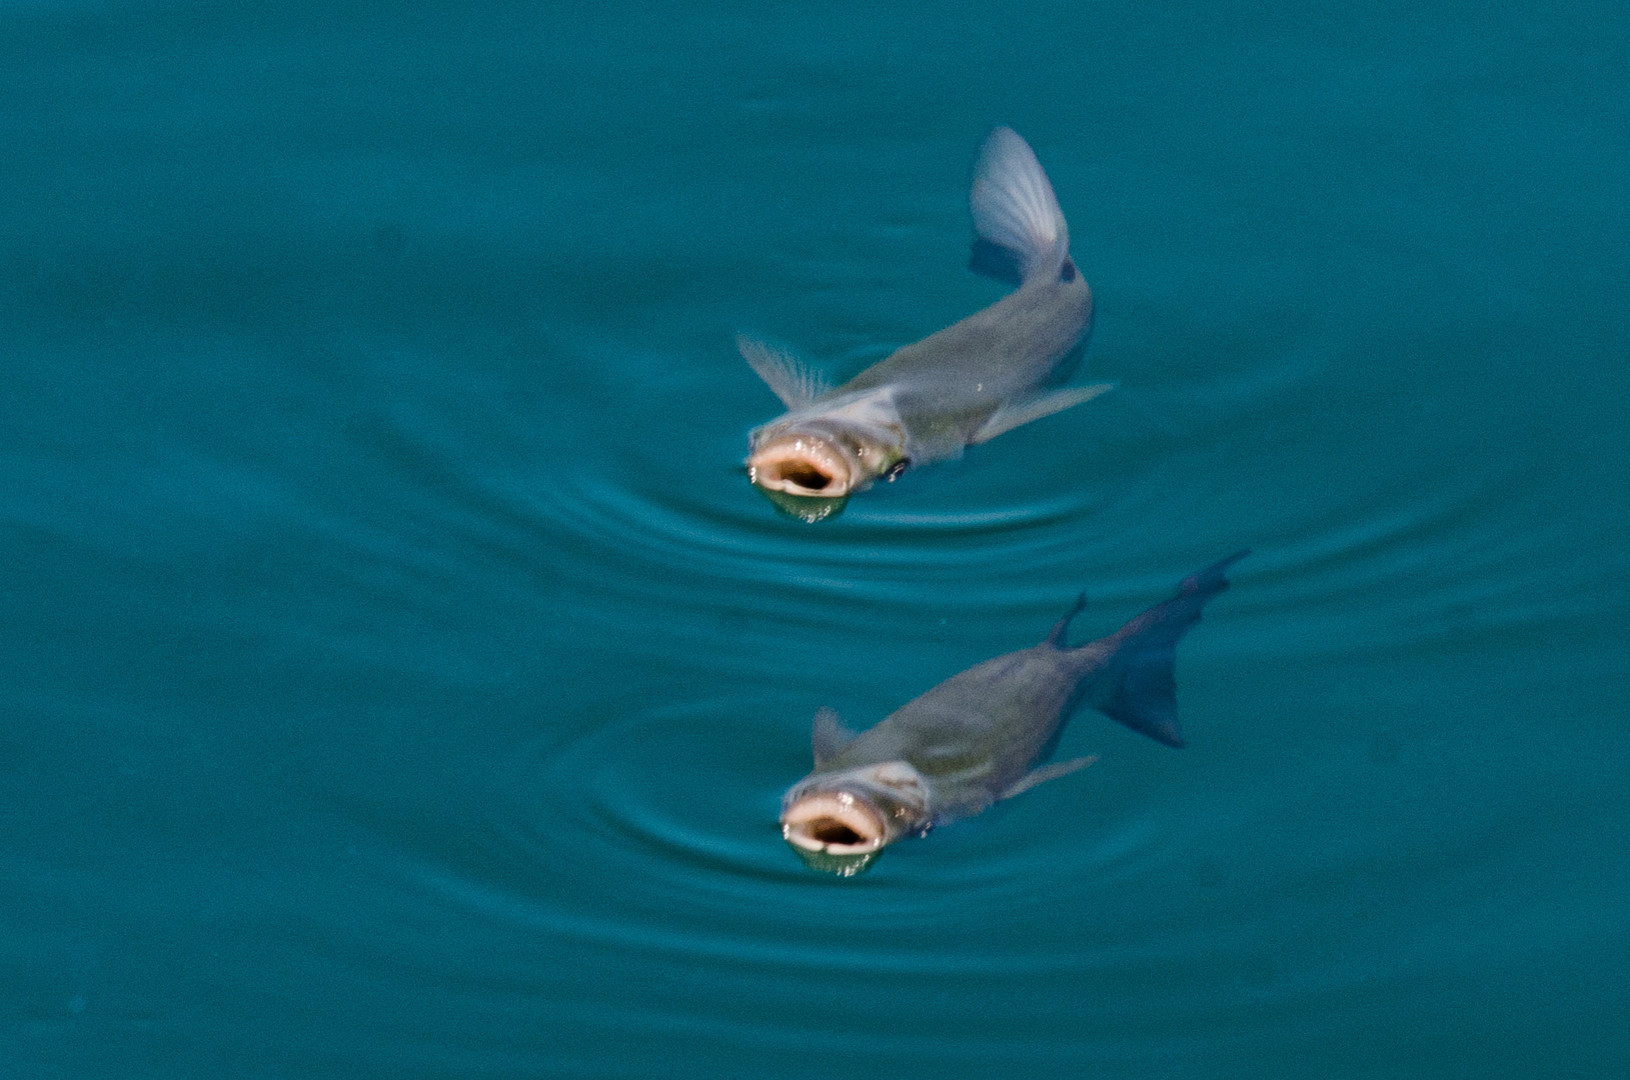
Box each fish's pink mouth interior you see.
[748,438,852,497]
[781,793,885,853]
[768,459,835,493]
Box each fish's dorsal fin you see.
[970,384,1114,444]
[1047,593,1088,647]
[738,334,830,409]
[999,755,1098,800]
[968,127,1069,285]
[812,707,859,767]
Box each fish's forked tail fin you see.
[967,127,1070,286]
[1087,550,1250,748]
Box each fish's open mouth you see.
[780,792,886,855]
[748,435,856,498]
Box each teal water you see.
[4,2,1627,1077]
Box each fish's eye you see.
[883,459,910,482]
[1059,260,1077,283]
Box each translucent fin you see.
[1092,550,1250,749]
[1000,755,1098,800]
[738,334,830,409]
[812,707,859,767]
[970,384,1114,444]
[968,127,1069,284]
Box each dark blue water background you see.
[4,2,1626,1077]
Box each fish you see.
[742,127,1112,522]
[779,551,1248,875]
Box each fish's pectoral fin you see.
[737,334,831,409]
[970,384,1114,444]
[999,755,1099,800]
[812,706,860,767]
[968,127,1069,284]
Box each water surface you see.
[3,2,1626,1077]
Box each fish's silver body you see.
[742,128,1112,521]
[780,553,1247,875]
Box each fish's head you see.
[779,761,930,877]
[746,414,906,517]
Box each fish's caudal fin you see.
[1089,550,1250,748]
[968,127,1069,285]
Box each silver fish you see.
[742,127,1112,522]
[780,551,1247,875]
